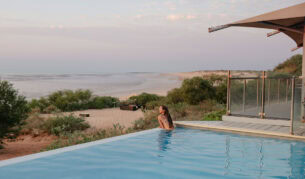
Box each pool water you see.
[0,127,305,178]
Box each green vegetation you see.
[1,74,227,151]
[167,75,227,105]
[21,113,90,137]
[44,123,126,151]
[202,110,226,121]
[0,81,29,145]
[273,54,302,76]
[180,77,215,105]
[43,115,90,136]
[28,89,119,113]
[129,93,162,107]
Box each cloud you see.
[166,14,197,21]
[135,14,144,19]
[49,25,64,29]
[164,1,177,10]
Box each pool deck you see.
[174,115,305,141]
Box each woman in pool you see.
[158,105,174,130]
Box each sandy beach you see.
[61,108,144,129]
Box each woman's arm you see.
[158,116,165,129]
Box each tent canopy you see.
[209,3,305,48]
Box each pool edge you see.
[0,128,161,167]
[175,122,305,141]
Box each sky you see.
[0,0,304,74]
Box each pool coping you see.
[0,128,160,168]
[175,121,305,141]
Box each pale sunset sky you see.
[0,0,304,74]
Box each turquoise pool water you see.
[0,127,305,178]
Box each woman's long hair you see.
[161,105,174,128]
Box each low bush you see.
[0,80,29,145]
[44,123,127,151]
[129,112,159,131]
[28,90,119,113]
[43,114,90,136]
[129,93,162,107]
[21,112,47,136]
[202,110,226,121]
[166,88,184,104]
[89,96,119,109]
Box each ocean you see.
[0,73,181,100]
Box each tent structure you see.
[209,2,305,75]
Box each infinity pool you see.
[0,127,305,178]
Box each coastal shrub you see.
[203,75,227,104]
[166,88,184,104]
[180,77,215,105]
[146,97,168,110]
[129,93,162,107]
[89,96,119,109]
[0,80,29,144]
[44,105,60,114]
[43,114,90,136]
[168,103,188,119]
[44,123,127,151]
[28,89,120,113]
[21,112,46,136]
[202,110,226,121]
[47,89,92,111]
[131,112,159,131]
[214,80,227,104]
[28,98,50,113]
[274,54,302,76]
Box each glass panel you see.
[230,79,260,117]
[292,78,305,136]
[264,79,291,119]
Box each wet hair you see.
[160,105,174,128]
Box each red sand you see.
[0,135,56,161]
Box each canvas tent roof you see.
[209,3,305,48]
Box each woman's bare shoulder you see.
[158,114,166,119]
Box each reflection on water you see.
[224,136,231,176]
[290,142,305,178]
[158,130,173,152]
[223,135,305,178]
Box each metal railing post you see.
[257,79,259,108]
[226,70,231,115]
[286,79,289,103]
[260,71,266,119]
[278,79,280,103]
[290,77,295,135]
[268,79,270,106]
[243,79,246,112]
